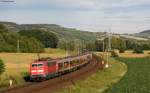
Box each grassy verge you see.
[56,57,127,93]
[104,57,150,93]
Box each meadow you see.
[0,48,66,87]
[104,57,150,93]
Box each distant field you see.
[119,50,150,58]
[104,57,150,93]
[0,48,66,87]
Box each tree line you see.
[95,36,150,53]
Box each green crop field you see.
[104,57,150,93]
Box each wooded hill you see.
[0,21,150,53]
[0,21,101,42]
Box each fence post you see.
[9,80,13,87]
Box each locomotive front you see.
[30,61,47,80]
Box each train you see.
[30,53,92,81]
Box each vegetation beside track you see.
[56,57,127,93]
[104,57,150,93]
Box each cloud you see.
[0,0,150,33]
[2,0,149,10]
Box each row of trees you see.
[95,36,150,53]
[57,36,150,54]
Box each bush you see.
[21,72,30,82]
[119,49,125,53]
[0,59,5,75]
[111,51,119,57]
[133,48,144,54]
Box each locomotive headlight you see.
[31,70,36,72]
[38,70,44,72]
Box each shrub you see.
[119,49,125,53]
[0,59,5,75]
[111,51,119,57]
[133,48,144,54]
[21,72,30,82]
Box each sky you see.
[0,0,150,33]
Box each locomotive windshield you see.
[32,64,43,67]
[32,64,37,67]
[38,64,43,67]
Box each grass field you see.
[56,57,127,93]
[119,50,150,58]
[104,57,150,93]
[96,50,150,58]
[0,48,66,87]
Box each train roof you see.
[32,52,91,64]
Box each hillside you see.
[1,21,148,42]
[134,30,150,39]
[140,30,150,34]
[0,21,101,42]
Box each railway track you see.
[0,58,103,93]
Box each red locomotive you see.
[30,53,92,81]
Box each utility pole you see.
[78,39,80,55]
[82,40,85,53]
[17,40,20,53]
[74,39,80,55]
[108,29,111,52]
[106,29,111,68]
[17,40,20,73]
[103,40,105,52]
[65,40,68,57]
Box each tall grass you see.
[104,57,150,93]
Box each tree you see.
[0,24,8,33]
[0,25,44,53]
[19,29,59,48]
[0,59,5,75]
[19,37,44,53]
[117,38,126,53]
[133,44,144,54]
[111,50,119,57]
[95,40,103,52]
